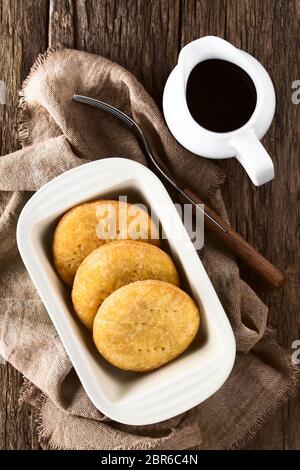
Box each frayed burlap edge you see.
[16,45,63,451]
[19,342,299,451]
[229,352,299,449]
[18,44,63,148]
[19,378,47,449]
[17,44,226,198]
[19,378,196,451]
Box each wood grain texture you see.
[49,0,75,48]
[49,0,180,102]
[184,188,285,288]
[0,0,48,450]
[181,0,300,450]
[0,0,299,450]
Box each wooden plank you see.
[181,0,300,449]
[0,0,48,450]
[0,0,181,450]
[49,0,180,103]
[1,0,299,450]
[49,0,75,48]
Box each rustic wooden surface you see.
[0,0,299,450]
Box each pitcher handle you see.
[231,128,274,186]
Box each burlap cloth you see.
[0,47,298,450]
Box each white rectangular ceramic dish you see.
[17,158,235,425]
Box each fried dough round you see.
[53,200,159,285]
[93,280,200,372]
[72,241,180,330]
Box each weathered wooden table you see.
[0,0,299,450]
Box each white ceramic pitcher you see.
[163,36,276,186]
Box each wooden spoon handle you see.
[183,188,285,288]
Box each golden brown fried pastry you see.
[93,280,200,372]
[53,200,159,285]
[72,241,180,330]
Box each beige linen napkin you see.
[0,47,297,450]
